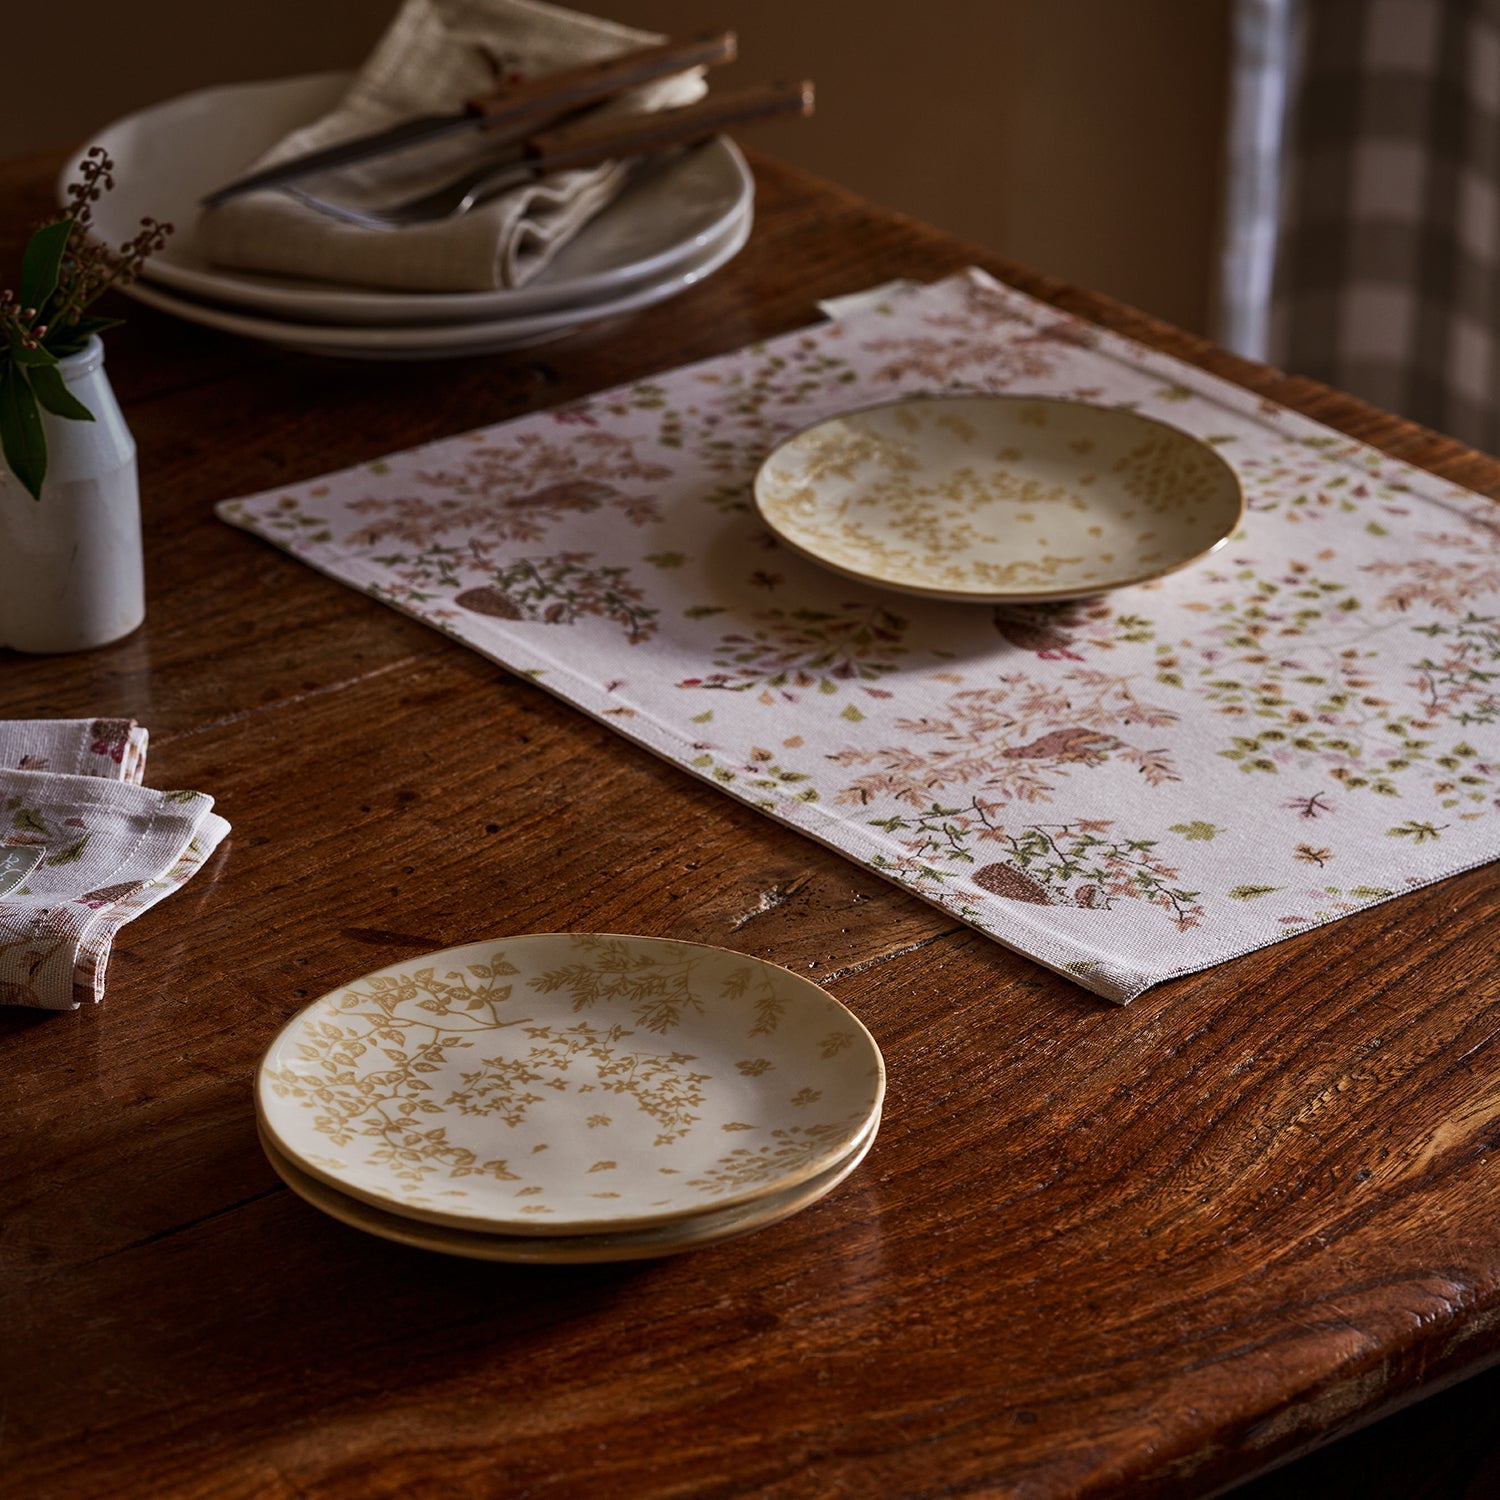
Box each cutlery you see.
[284,79,815,230]
[201,31,737,207]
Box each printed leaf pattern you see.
[830,672,1180,812]
[218,270,1500,1000]
[680,602,910,699]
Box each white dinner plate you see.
[123,207,749,359]
[754,394,1245,601]
[257,933,885,1235]
[259,1112,879,1263]
[67,72,755,327]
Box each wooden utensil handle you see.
[529,80,816,174]
[467,32,737,125]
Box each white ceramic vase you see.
[0,336,144,653]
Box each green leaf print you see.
[454,556,658,644]
[44,833,91,866]
[908,816,1207,929]
[1387,821,1445,842]
[1169,821,1222,841]
[1227,885,1280,900]
[683,604,910,701]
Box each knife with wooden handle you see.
[200,30,737,207]
[281,79,815,230]
[525,79,815,176]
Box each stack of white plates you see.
[256,933,884,1262]
[69,74,755,361]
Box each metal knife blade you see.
[200,115,490,207]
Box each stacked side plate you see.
[256,934,884,1262]
[69,74,755,360]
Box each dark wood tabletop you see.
[4,143,1500,1500]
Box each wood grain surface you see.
[3,146,1500,1500]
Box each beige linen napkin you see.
[196,0,707,292]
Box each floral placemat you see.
[217,270,1500,1002]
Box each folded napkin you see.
[0,717,148,784]
[197,0,707,292]
[0,723,230,1011]
[66,810,231,1009]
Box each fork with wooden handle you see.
[284,79,816,231]
[201,31,740,207]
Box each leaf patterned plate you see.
[256,933,884,1236]
[258,1112,879,1263]
[753,394,1244,602]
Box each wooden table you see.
[4,144,1500,1500]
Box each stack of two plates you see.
[256,934,884,1262]
[70,74,756,361]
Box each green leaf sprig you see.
[1,148,171,500]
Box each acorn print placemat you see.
[218,270,1500,1002]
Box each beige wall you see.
[3,0,1230,332]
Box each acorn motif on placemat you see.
[454,586,524,619]
[972,864,1053,905]
[992,605,1078,654]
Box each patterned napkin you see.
[0,721,230,1010]
[0,717,148,784]
[196,0,706,292]
[217,270,1500,1003]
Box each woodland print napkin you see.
[0,725,229,1010]
[0,717,148,783]
[217,269,1500,1003]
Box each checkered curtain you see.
[1219,0,1500,453]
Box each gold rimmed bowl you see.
[753,394,1244,602]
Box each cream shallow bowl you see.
[753,393,1244,602]
[257,933,884,1236]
